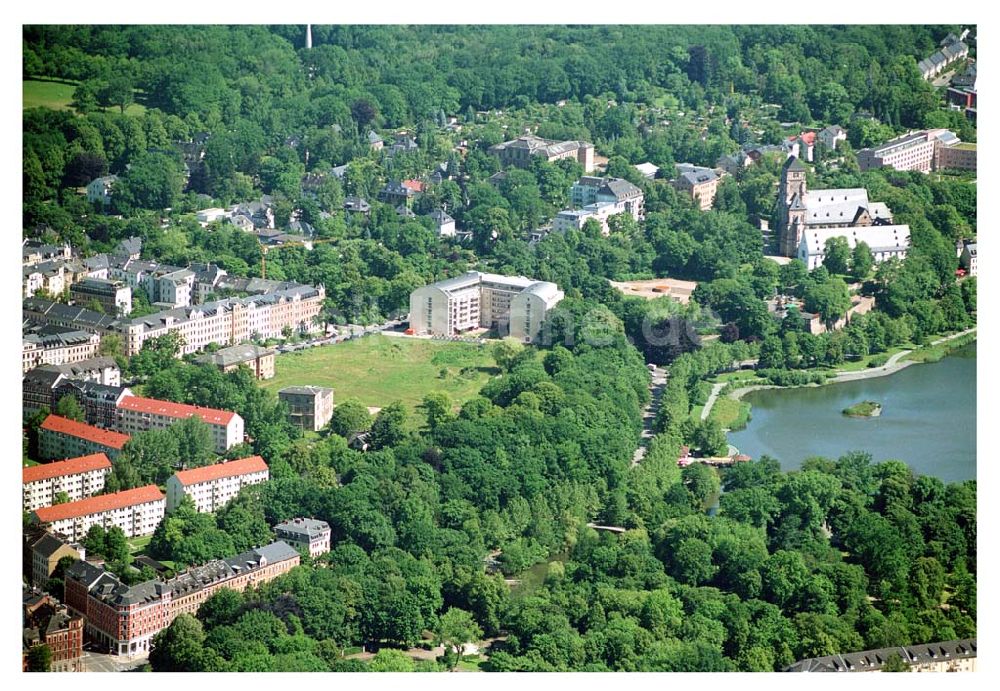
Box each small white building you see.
[960,242,977,276]
[196,208,230,225]
[86,176,118,206]
[427,209,456,237]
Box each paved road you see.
[632,366,668,467]
[830,326,976,383]
[82,650,148,672]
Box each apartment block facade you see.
[69,277,132,316]
[672,164,720,211]
[166,455,269,513]
[22,329,101,373]
[65,541,300,657]
[32,485,165,541]
[38,415,131,461]
[278,386,334,431]
[115,395,244,453]
[23,453,113,512]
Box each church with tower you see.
[774,156,911,269]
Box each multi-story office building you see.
[31,485,165,541]
[489,135,595,172]
[69,277,132,316]
[38,415,130,461]
[65,541,300,657]
[278,386,334,431]
[274,518,331,558]
[23,452,113,512]
[165,455,269,513]
[409,272,564,343]
[115,395,244,453]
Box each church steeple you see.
[777,156,809,256]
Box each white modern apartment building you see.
[798,225,911,270]
[857,129,959,173]
[410,272,564,343]
[22,452,113,512]
[31,485,166,541]
[570,177,645,221]
[553,202,623,236]
[165,455,269,513]
[116,395,244,453]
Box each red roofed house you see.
[31,485,165,541]
[787,131,816,162]
[115,395,244,453]
[165,455,269,513]
[401,179,425,194]
[23,452,113,512]
[38,415,130,461]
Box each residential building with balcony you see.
[165,455,269,513]
[31,485,165,541]
[672,164,720,211]
[116,396,244,453]
[274,518,331,557]
[38,415,130,461]
[23,452,113,512]
[278,386,334,431]
[570,176,644,221]
[69,278,132,316]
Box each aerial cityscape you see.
[21,23,976,673]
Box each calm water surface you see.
[728,343,976,482]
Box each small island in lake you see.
[842,401,882,418]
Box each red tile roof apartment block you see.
[166,455,270,513]
[38,414,130,461]
[22,452,113,512]
[115,395,244,453]
[31,485,165,541]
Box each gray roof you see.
[195,343,276,367]
[783,156,808,172]
[786,640,976,672]
[278,385,333,397]
[368,130,383,144]
[31,532,74,560]
[275,517,330,540]
[428,209,454,224]
[116,237,142,256]
[23,297,120,332]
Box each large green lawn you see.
[24,78,147,115]
[264,335,500,415]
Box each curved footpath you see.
[719,327,977,408]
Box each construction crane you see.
[255,235,339,278]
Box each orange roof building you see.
[166,456,269,513]
[23,453,114,512]
[38,415,130,461]
[31,485,165,541]
[115,395,244,453]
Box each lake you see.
[727,343,976,482]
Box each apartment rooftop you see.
[23,453,112,484]
[118,395,237,426]
[786,639,976,672]
[34,485,163,523]
[275,517,330,540]
[40,415,131,450]
[172,455,268,486]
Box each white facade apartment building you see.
[116,395,244,453]
[31,485,165,541]
[166,455,268,513]
[798,225,911,270]
[22,329,102,373]
[553,202,623,236]
[274,518,332,557]
[23,452,113,512]
[570,177,645,221]
[857,130,958,173]
[119,284,325,356]
[410,272,564,343]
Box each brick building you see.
[65,541,300,657]
[115,395,244,453]
[38,415,130,461]
[31,485,165,541]
[23,452,113,512]
[165,455,269,513]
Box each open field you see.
[264,335,500,414]
[24,78,148,115]
[708,397,751,430]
